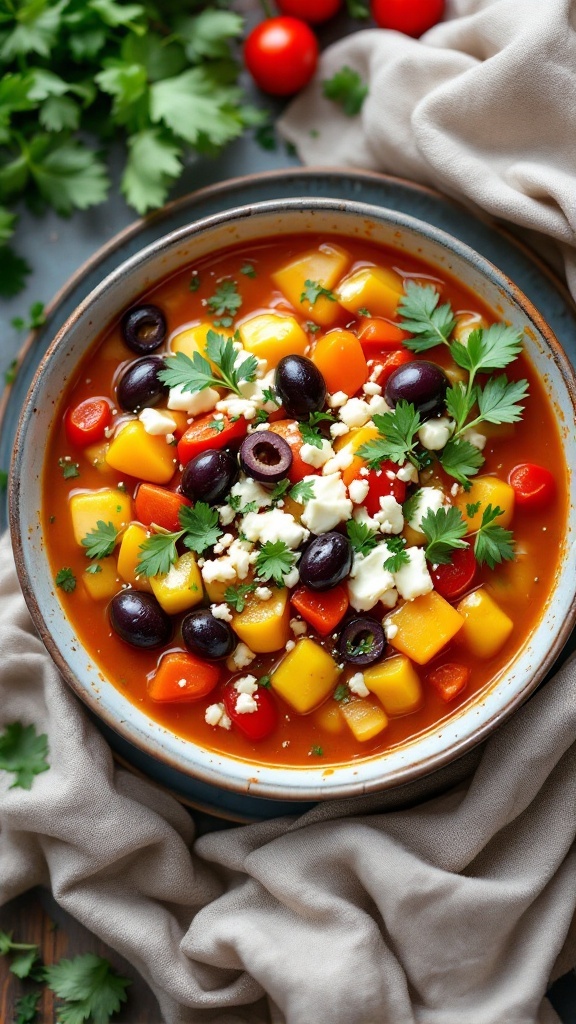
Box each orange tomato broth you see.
[43,234,567,767]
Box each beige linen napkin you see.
[1,530,576,1024]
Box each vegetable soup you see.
[43,234,567,767]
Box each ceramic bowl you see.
[9,198,576,820]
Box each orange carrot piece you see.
[358,319,410,351]
[148,652,220,703]
[291,584,349,636]
[311,330,368,396]
[134,484,191,533]
[427,662,470,703]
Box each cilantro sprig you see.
[137,502,222,577]
[473,503,515,569]
[81,521,119,560]
[0,931,43,981]
[420,506,468,566]
[300,280,337,306]
[224,582,256,612]
[346,519,378,556]
[158,330,258,397]
[357,401,422,469]
[299,410,336,449]
[322,67,368,116]
[255,541,297,586]
[43,954,131,1024]
[382,536,409,573]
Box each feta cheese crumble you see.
[393,547,433,601]
[300,439,334,468]
[417,417,454,451]
[210,603,233,622]
[347,543,398,613]
[301,474,353,534]
[241,508,309,549]
[204,703,232,729]
[168,384,219,415]
[348,672,369,697]
[139,408,178,436]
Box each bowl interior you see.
[10,198,576,802]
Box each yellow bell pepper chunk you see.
[81,557,120,601]
[203,578,229,603]
[69,488,133,548]
[364,655,423,716]
[456,588,513,659]
[238,313,308,368]
[106,421,176,485]
[116,523,153,593]
[339,699,388,742]
[272,243,350,326]
[336,266,404,319]
[332,424,379,486]
[387,591,465,665]
[149,552,203,615]
[454,476,515,532]
[170,322,219,373]
[271,637,341,714]
[232,587,290,653]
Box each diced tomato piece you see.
[65,397,112,447]
[369,349,414,388]
[268,419,318,483]
[508,463,556,510]
[363,463,406,515]
[430,543,477,601]
[149,652,220,703]
[177,413,248,465]
[427,662,470,703]
[358,319,410,351]
[223,681,278,740]
[134,483,191,533]
[290,583,349,636]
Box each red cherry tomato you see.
[223,681,278,741]
[244,17,319,96]
[276,0,342,23]
[508,463,556,510]
[370,0,445,36]
[430,543,477,601]
[177,413,248,466]
[363,462,406,516]
[369,348,414,388]
[64,397,112,447]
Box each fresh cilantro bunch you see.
[0,1,263,297]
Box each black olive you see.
[239,430,292,483]
[181,449,239,505]
[182,609,235,660]
[337,617,385,666]
[384,360,449,419]
[275,355,327,419]
[299,532,353,591]
[121,304,167,354]
[109,591,172,649]
[116,356,168,412]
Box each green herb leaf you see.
[137,531,181,578]
[473,504,515,569]
[122,129,182,215]
[346,633,374,657]
[180,502,222,555]
[333,683,350,703]
[0,722,49,790]
[85,563,103,575]
[322,66,368,116]
[258,674,271,688]
[345,0,371,17]
[290,480,316,503]
[58,458,80,479]
[382,535,409,573]
[476,375,529,424]
[255,540,296,586]
[397,282,456,352]
[158,330,257,397]
[420,506,468,566]
[346,519,378,556]
[358,401,421,467]
[81,521,118,560]
[438,437,485,488]
[0,246,31,298]
[300,279,337,306]
[402,488,423,524]
[44,954,131,1024]
[450,323,523,375]
[207,279,242,320]
[240,262,256,278]
[14,990,41,1024]
[224,582,256,612]
[466,500,481,517]
[55,568,76,593]
[298,410,335,449]
[309,744,324,756]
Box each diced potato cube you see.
[238,313,308,367]
[339,698,388,742]
[106,421,176,484]
[364,655,423,716]
[69,488,133,548]
[456,588,513,659]
[203,578,229,603]
[116,523,153,593]
[233,587,290,653]
[84,441,113,473]
[388,591,465,665]
[272,243,350,326]
[454,476,515,532]
[271,637,340,714]
[313,701,346,734]
[149,552,203,615]
[336,266,404,319]
[81,558,120,600]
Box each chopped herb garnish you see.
[189,273,201,292]
[209,418,226,433]
[305,321,321,334]
[473,504,515,569]
[85,563,103,575]
[81,521,118,560]
[346,519,378,556]
[136,532,179,578]
[346,634,374,657]
[290,479,316,503]
[333,683,350,703]
[228,495,258,515]
[309,744,324,756]
[253,407,269,425]
[382,536,409,572]
[224,582,256,612]
[402,488,423,524]
[158,329,258,398]
[357,307,371,317]
[207,279,242,320]
[240,262,257,278]
[466,500,482,517]
[298,410,336,449]
[420,506,468,566]
[55,567,76,592]
[357,401,422,468]
[4,359,18,385]
[438,437,485,489]
[255,540,296,586]
[261,386,280,405]
[322,66,368,116]
[14,990,41,1023]
[258,674,272,688]
[300,279,337,306]
[0,722,49,790]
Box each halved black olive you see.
[275,355,327,419]
[181,449,239,505]
[121,304,167,354]
[299,532,353,591]
[109,591,172,649]
[239,430,292,483]
[337,617,385,666]
[182,609,235,660]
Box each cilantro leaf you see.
[438,437,485,487]
[158,331,258,397]
[450,323,523,375]
[346,519,378,556]
[28,137,109,216]
[345,0,371,17]
[382,536,409,572]
[81,521,118,560]
[180,502,222,554]
[150,67,248,149]
[137,531,180,578]
[241,262,256,278]
[358,401,422,467]
[122,129,182,215]
[290,480,315,503]
[322,66,368,116]
[420,506,468,565]
[44,954,131,1024]
[0,246,31,298]
[402,488,423,524]
[475,374,529,424]
[445,381,477,430]
[397,282,456,352]
[14,990,41,1024]
[473,504,515,569]
[58,458,80,479]
[207,279,243,320]
[224,582,256,612]
[255,540,296,585]
[0,722,49,789]
[181,8,244,62]
[55,568,76,593]
[298,410,335,449]
[300,279,337,305]
[85,563,102,575]
[333,683,351,702]
[10,945,43,980]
